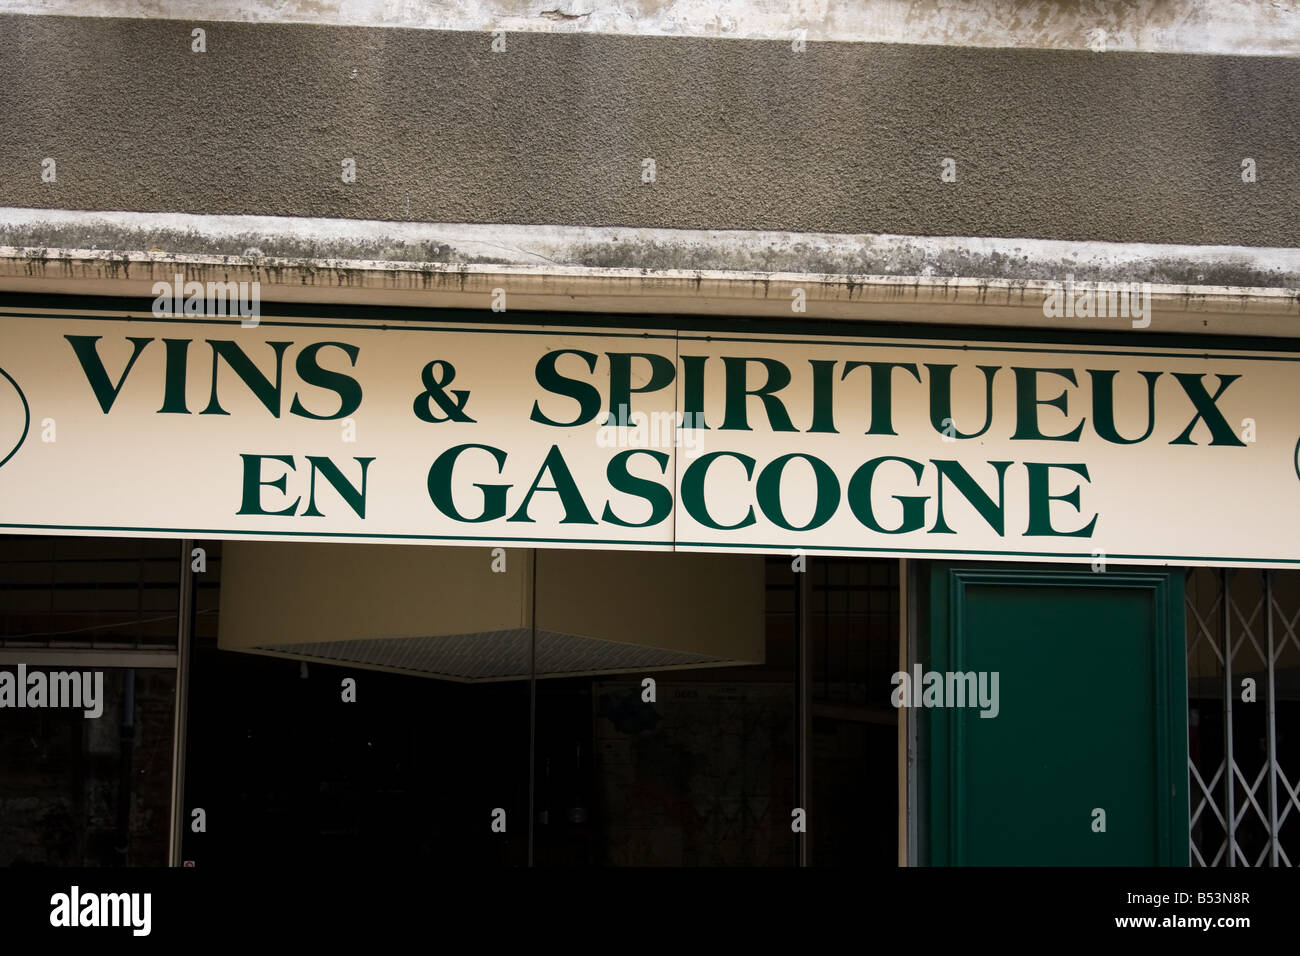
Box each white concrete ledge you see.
[3,207,1297,283]
[2,208,1297,336]
[2,0,1297,56]
[2,248,1297,338]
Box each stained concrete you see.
[4,210,1299,287]
[7,0,1300,56]
[0,15,1297,248]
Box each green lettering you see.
[1024,462,1098,536]
[926,364,999,439]
[202,340,291,417]
[1089,369,1160,444]
[65,335,152,413]
[508,445,596,524]
[530,350,601,427]
[290,342,363,420]
[605,352,676,425]
[930,460,1012,535]
[302,456,374,518]
[720,357,796,432]
[426,444,509,523]
[680,451,756,530]
[755,453,839,531]
[847,456,928,534]
[602,450,672,528]
[237,454,299,516]
[1011,368,1084,441]
[843,361,921,436]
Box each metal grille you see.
[1186,567,1300,866]
[253,628,726,681]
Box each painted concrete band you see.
[3,0,1298,57]
[0,16,1297,249]
[3,209,1299,286]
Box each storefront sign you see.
[2,311,1297,567]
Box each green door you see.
[928,565,1188,865]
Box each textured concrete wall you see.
[0,15,1296,247]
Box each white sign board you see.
[1,310,1297,568]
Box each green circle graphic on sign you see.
[0,366,30,469]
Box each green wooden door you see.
[928,565,1188,865]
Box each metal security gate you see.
[1186,568,1300,866]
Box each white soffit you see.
[218,544,765,682]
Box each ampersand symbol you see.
[413,360,476,423]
